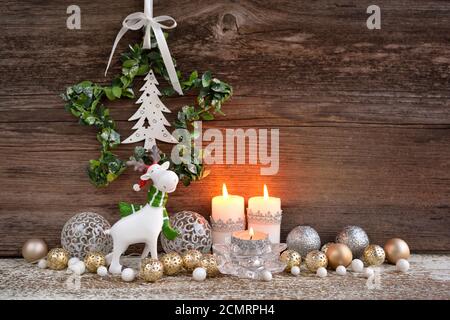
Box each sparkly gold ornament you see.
[22,238,48,263]
[199,254,219,277]
[363,244,385,266]
[320,242,334,255]
[160,252,183,275]
[305,250,328,272]
[140,258,164,282]
[325,243,352,270]
[83,251,106,273]
[182,249,203,271]
[280,249,301,272]
[384,238,410,264]
[47,248,69,270]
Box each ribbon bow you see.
[105,8,183,95]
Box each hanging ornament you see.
[280,249,301,272]
[140,258,164,282]
[160,252,183,275]
[305,250,328,272]
[320,242,334,255]
[199,254,219,277]
[182,249,203,272]
[47,248,70,270]
[84,251,106,273]
[286,226,321,257]
[335,226,369,258]
[22,239,48,263]
[363,244,385,266]
[384,238,410,264]
[325,243,352,270]
[61,212,113,259]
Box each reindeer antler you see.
[149,145,161,164]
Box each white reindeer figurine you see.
[105,149,179,274]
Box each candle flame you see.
[222,183,228,199]
[263,184,269,200]
[249,227,254,239]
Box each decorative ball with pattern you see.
[305,250,328,272]
[161,252,183,275]
[335,226,369,258]
[325,243,353,270]
[286,226,321,257]
[47,248,70,270]
[280,249,302,272]
[363,244,385,266]
[182,249,203,271]
[84,251,106,273]
[199,254,219,277]
[384,238,410,264]
[22,239,48,263]
[140,258,164,282]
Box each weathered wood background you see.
[0,0,449,256]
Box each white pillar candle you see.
[247,185,282,243]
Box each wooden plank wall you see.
[0,0,449,256]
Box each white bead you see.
[97,266,108,277]
[192,267,207,281]
[261,270,272,281]
[133,184,141,192]
[336,265,347,276]
[37,259,47,269]
[68,257,80,267]
[72,261,86,275]
[316,267,327,278]
[351,259,364,273]
[291,266,300,276]
[363,267,374,278]
[121,268,135,282]
[396,259,410,272]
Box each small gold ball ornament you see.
[325,243,352,270]
[84,251,106,273]
[363,244,386,266]
[199,254,219,277]
[280,249,301,272]
[305,250,328,272]
[161,252,183,275]
[320,242,334,255]
[140,258,164,282]
[182,250,203,271]
[384,238,410,264]
[22,238,48,263]
[47,248,70,270]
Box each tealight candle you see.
[231,228,270,253]
[247,185,282,243]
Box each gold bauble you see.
[363,244,386,266]
[47,248,69,270]
[22,239,48,263]
[161,252,183,275]
[325,243,352,270]
[182,250,203,271]
[320,242,334,255]
[199,254,219,277]
[280,249,301,272]
[84,251,106,273]
[305,250,328,272]
[140,258,164,282]
[384,238,410,264]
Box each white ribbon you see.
[105,5,183,95]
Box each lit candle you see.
[231,227,270,254]
[247,185,282,243]
[211,184,245,244]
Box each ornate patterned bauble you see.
[199,254,219,277]
[84,251,106,273]
[286,226,321,257]
[47,248,70,270]
[384,238,410,264]
[325,243,353,270]
[305,250,328,272]
[363,244,385,266]
[140,258,164,282]
[22,239,48,263]
[335,226,369,258]
[61,212,113,259]
[320,242,334,255]
[280,249,301,272]
[182,249,203,272]
[161,211,212,254]
[161,252,183,275]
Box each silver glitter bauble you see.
[161,211,212,254]
[335,226,369,258]
[286,226,321,257]
[61,212,113,259]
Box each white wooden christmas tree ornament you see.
[122,70,177,150]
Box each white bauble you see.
[316,267,327,278]
[351,259,364,272]
[38,259,47,269]
[68,257,80,267]
[192,267,207,281]
[121,268,135,282]
[291,266,300,276]
[97,266,108,277]
[336,265,347,276]
[363,267,374,278]
[71,261,86,275]
[396,259,410,272]
[261,270,272,281]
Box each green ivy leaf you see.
[112,86,122,98]
[201,71,212,87]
